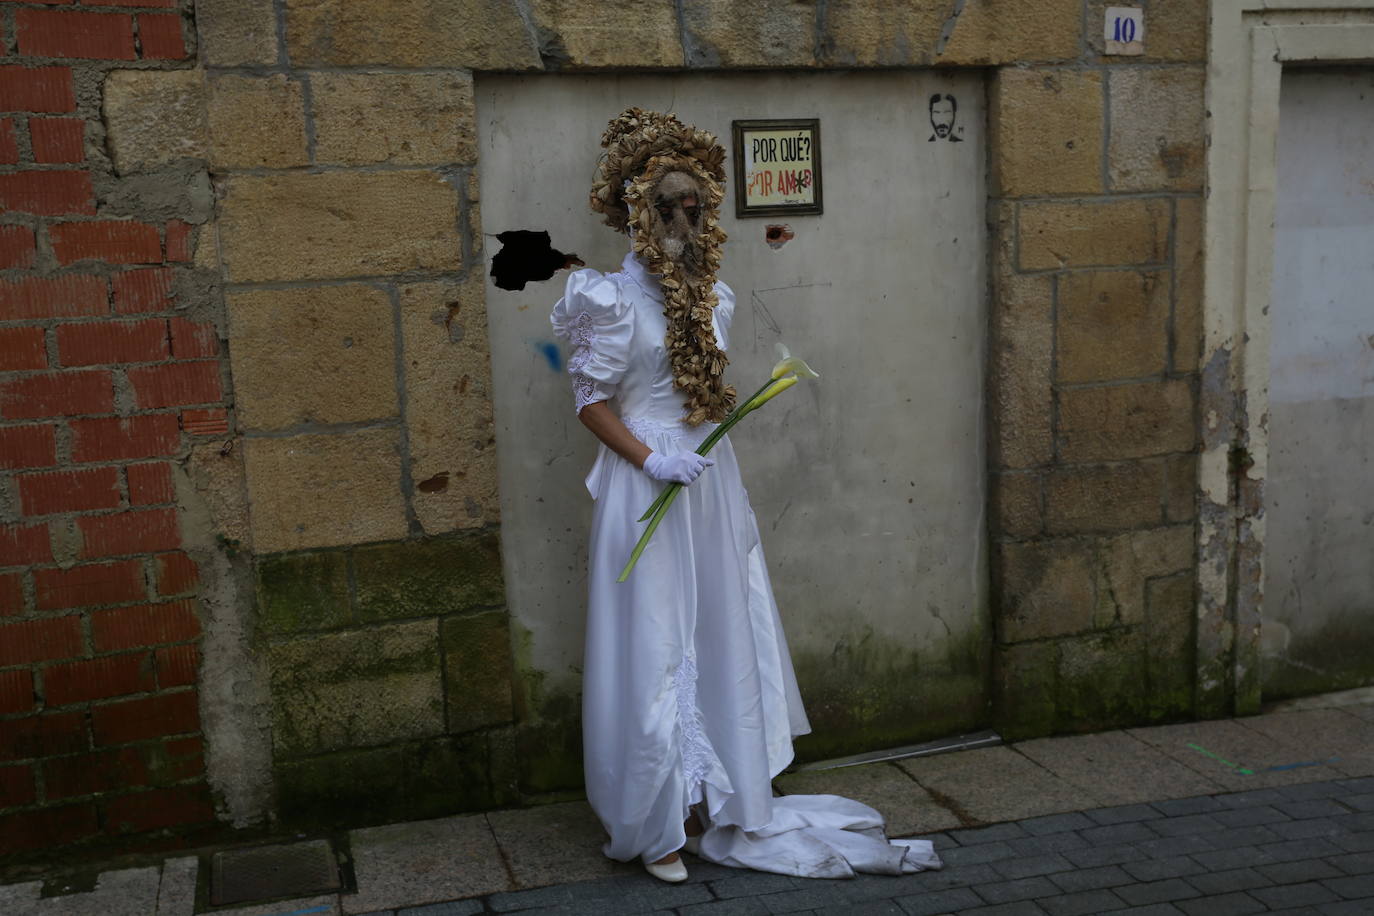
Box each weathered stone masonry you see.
[1,0,1215,858]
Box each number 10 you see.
[1112,16,1137,42]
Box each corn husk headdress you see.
[590,108,735,426]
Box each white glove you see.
[643,451,714,485]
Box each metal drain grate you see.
[210,838,341,906]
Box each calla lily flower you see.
[770,342,820,381]
[747,375,798,410]
[620,345,819,582]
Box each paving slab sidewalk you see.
[4,693,1371,915]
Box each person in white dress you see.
[551,108,941,884]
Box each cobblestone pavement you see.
[354,776,1374,916]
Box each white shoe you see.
[644,855,688,883]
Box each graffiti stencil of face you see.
[650,170,708,275]
[929,94,957,141]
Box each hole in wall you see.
[765,224,794,249]
[417,472,450,493]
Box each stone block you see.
[822,0,944,65]
[486,801,631,887]
[442,611,514,734]
[897,745,1084,821]
[1144,570,1195,716]
[399,279,499,534]
[776,763,962,835]
[196,0,278,66]
[992,69,1103,197]
[275,738,500,832]
[285,0,539,69]
[513,709,585,794]
[353,531,505,622]
[1146,0,1208,62]
[1126,718,1307,792]
[989,206,1054,469]
[1108,68,1205,191]
[1087,0,1206,62]
[1057,270,1170,383]
[990,471,1042,538]
[219,171,460,283]
[227,285,398,432]
[269,620,443,757]
[244,429,408,552]
[996,538,1097,642]
[1018,199,1170,270]
[256,551,351,635]
[206,74,309,169]
[1046,463,1164,534]
[938,0,1082,64]
[1017,730,1216,806]
[992,641,1057,739]
[1174,196,1204,372]
[311,72,476,166]
[1059,379,1195,461]
[682,0,817,68]
[1056,630,1151,731]
[1164,452,1197,523]
[483,726,523,804]
[1096,525,1196,628]
[530,0,682,68]
[102,70,207,174]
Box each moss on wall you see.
[1262,612,1374,700]
[789,625,990,761]
[274,734,512,828]
[256,529,521,828]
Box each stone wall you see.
[1,0,1213,858]
[983,10,1207,738]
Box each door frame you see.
[1200,0,1374,715]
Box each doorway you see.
[476,71,989,758]
[1264,67,1374,698]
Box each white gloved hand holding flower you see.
[642,451,715,486]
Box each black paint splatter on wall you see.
[489,230,585,291]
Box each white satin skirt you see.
[580,415,941,878]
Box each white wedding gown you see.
[551,251,941,879]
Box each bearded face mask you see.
[648,171,707,273]
[590,109,735,425]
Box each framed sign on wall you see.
[731,119,822,218]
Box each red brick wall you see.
[0,1,220,857]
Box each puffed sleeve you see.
[713,280,736,352]
[550,269,634,415]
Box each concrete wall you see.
[478,71,989,764]
[1264,68,1374,697]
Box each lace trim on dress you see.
[567,313,601,413]
[568,311,596,349]
[571,373,601,413]
[673,652,715,797]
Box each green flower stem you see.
[618,487,677,582]
[619,377,790,582]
